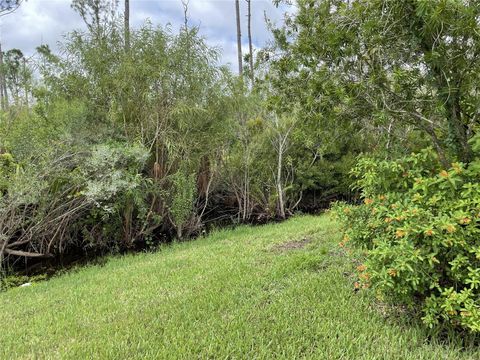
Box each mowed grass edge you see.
[0,215,478,359]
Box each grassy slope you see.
[1,215,478,359]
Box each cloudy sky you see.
[0,0,291,70]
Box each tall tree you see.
[124,0,129,51]
[0,0,22,110]
[235,0,243,76]
[0,41,8,110]
[246,0,253,85]
[3,49,31,106]
[22,56,28,106]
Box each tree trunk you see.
[243,161,248,221]
[0,49,4,110]
[246,0,254,85]
[23,57,28,107]
[124,0,130,51]
[177,224,183,240]
[235,0,243,76]
[0,41,8,111]
[276,135,285,219]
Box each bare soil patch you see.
[272,237,311,252]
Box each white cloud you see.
[0,0,291,70]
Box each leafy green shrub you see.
[0,152,16,193]
[168,171,197,239]
[334,140,480,333]
[0,142,152,266]
[78,142,153,249]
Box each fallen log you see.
[4,249,53,258]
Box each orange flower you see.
[395,216,405,221]
[387,268,397,277]
[343,208,351,215]
[354,282,360,289]
[343,234,350,242]
[362,283,370,289]
[339,241,345,248]
[359,272,371,281]
[424,229,434,237]
[364,198,374,205]
[459,217,472,225]
[395,229,406,238]
[357,264,367,272]
[378,195,386,201]
[384,217,393,223]
[440,170,449,178]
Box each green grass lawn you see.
[1,215,478,359]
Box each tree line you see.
[0,0,478,274]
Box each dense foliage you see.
[1,0,480,337]
[0,1,361,273]
[269,0,480,165]
[335,135,480,333]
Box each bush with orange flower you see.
[333,137,480,333]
